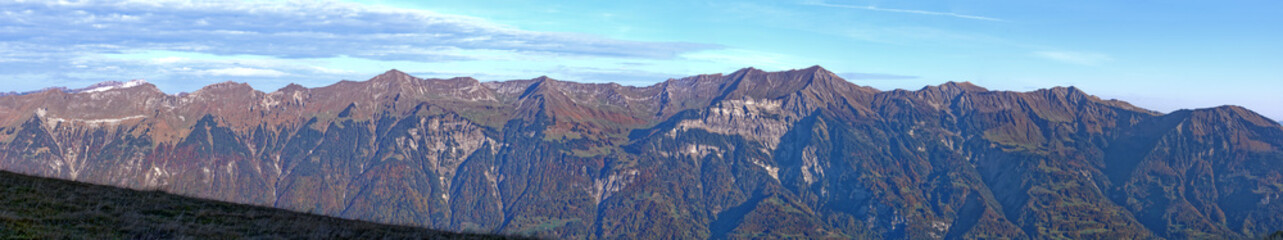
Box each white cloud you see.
[152,57,188,64]
[197,67,289,77]
[309,66,355,75]
[0,0,714,60]
[0,0,741,93]
[1034,51,1113,66]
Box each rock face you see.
[0,66,1281,239]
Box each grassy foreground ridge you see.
[0,170,523,239]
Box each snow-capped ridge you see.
[79,79,148,93]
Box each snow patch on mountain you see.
[45,115,146,126]
[79,79,148,93]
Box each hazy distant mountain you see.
[0,66,1280,239]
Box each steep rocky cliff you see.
[0,66,1279,239]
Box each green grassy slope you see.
[0,170,523,239]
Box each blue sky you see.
[1,0,1280,120]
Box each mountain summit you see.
[75,79,151,93]
[0,67,1280,239]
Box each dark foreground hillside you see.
[0,170,522,239]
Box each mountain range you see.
[0,66,1280,239]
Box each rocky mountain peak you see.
[804,65,858,89]
[196,81,254,93]
[73,79,151,94]
[913,81,987,102]
[1186,105,1281,128]
[521,76,564,97]
[938,81,986,92]
[714,65,872,109]
[729,66,765,75]
[368,69,419,86]
[802,65,836,77]
[428,77,486,90]
[445,76,480,84]
[1044,86,1089,100]
[373,69,412,79]
[276,83,309,93]
[531,76,559,86]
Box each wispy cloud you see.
[681,49,802,70]
[0,0,715,61]
[804,1,1004,22]
[0,0,724,92]
[1034,51,1113,66]
[547,65,685,86]
[197,67,289,77]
